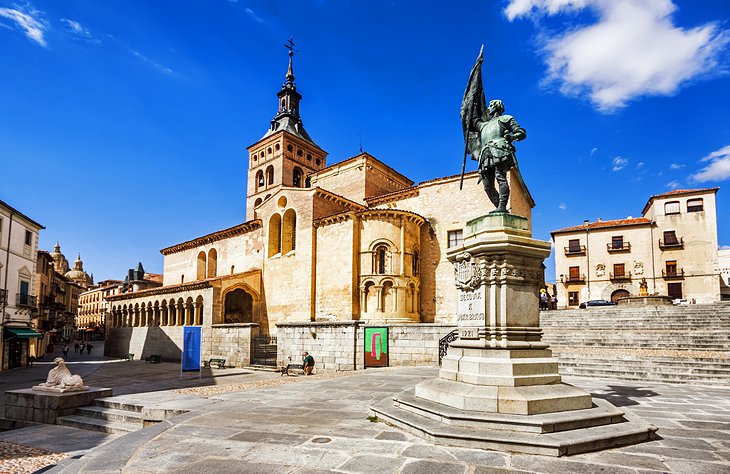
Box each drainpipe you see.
[585,222,591,301]
[2,212,14,371]
[650,222,657,294]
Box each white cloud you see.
[669,163,685,170]
[666,180,681,190]
[505,0,729,111]
[590,147,598,156]
[245,8,264,23]
[131,50,173,75]
[611,156,627,171]
[690,145,730,182]
[558,202,567,210]
[636,161,645,169]
[0,3,48,47]
[61,18,99,44]
[720,245,730,250]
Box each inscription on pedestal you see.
[457,286,485,339]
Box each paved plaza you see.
[0,344,728,473]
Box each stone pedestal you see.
[5,387,112,424]
[371,214,656,455]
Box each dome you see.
[50,242,70,274]
[65,253,93,287]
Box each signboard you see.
[457,286,485,339]
[364,327,388,368]
[181,326,202,377]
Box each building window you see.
[282,209,297,253]
[568,266,580,281]
[196,252,206,280]
[667,282,683,299]
[293,168,302,187]
[664,201,680,215]
[687,198,703,212]
[568,239,581,252]
[373,245,389,274]
[663,230,679,245]
[665,260,678,276]
[266,166,274,185]
[256,171,265,190]
[568,291,579,306]
[611,236,623,250]
[447,230,463,248]
[297,149,303,157]
[25,230,32,246]
[268,214,282,257]
[412,250,420,276]
[613,263,625,277]
[287,144,293,152]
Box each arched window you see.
[196,251,206,280]
[256,171,264,190]
[282,209,297,253]
[293,167,302,187]
[268,214,282,257]
[266,165,274,185]
[412,249,420,276]
[374,245,388,274]
[224,289,254,323]
[207,248,217,278]
[254,198,262,207]
[382,281,394,312]
[305,177,311,188]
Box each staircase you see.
[56,398,145,434]
[541,303,730,386]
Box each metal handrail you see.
[662,268,685,278]
[564,274,586,283]
[0,289,7,305]
[659,237,684,249]
[564,245,586,255]
[16,293,37,307]
[609,272,632,281]
[438,329,458,365]
[607,242,631,252]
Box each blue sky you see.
[1,0,729,283]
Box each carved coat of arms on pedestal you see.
[454,252,482,291]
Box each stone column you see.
[415,214,591,415]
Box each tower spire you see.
[285,36,295,85]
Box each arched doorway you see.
[611,289,630,302]
[224,289,253,323]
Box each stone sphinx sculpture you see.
[33,357,88,393]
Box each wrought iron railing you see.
[662,268,685,279]
[659,237,684,249]
[252,336,278,367]
[438,330,458,365]
[609,272,632,281]
[16,293,37,307]
[0,289,7,305]
[607,242,631,252]
[564,245,586,256]
[563,274,586,284]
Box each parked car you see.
[578,299,618,309]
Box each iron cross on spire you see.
[284,36,296,57]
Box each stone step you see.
[75,405,144,424]
[559,365,730,385]
[94,398,144,413]
[553,354,730,369]
[370,395,657,457]
[56,415,140,434]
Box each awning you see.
[4,327,43,339]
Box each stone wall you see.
[205,323,259,367]
[276,322,456,371]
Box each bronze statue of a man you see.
[460,47,526,214]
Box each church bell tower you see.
[246,39,327,220]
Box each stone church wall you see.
[315,219,357,320]
[276,322,456,371]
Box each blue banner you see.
[182,326,201,372]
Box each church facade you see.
[105,51,535,369]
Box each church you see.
[105,49,536,370]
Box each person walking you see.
[62,344,69,359]
[74,341,80,353]
[79,341,85,354]
[86,343,93,355]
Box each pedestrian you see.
[539,292,549,311]
[86,343,93,355]
[551,296,558,310]
[62,344,69,359]
[79,341,85,354]
[302,351,315,376]
[74,341,79,353]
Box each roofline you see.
[312,152,414,187]
[641,187,719,215]
[0,199,45,230]
[160,220,262,256]
[551,219,654,237]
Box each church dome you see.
[65,253,93,287]
[50,242,70,274]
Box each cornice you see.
[160,220,262,256]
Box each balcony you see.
[564,245,586,256]
[659,237,684,250]
[16,293,37,308]
[607,242,631,253]
[562,274,586,284]
[0,289,7,305]
[609,272,632,282]
[662,268,685,279]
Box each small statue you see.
[33,357,87,392]
[639,278,649,297]
[460,46,526,214]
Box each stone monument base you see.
[5,387,112,424]
[371,390,657,456]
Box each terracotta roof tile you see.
[551,217,652,235]
[649,187,718,199]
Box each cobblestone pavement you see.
[2,346,730,473]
